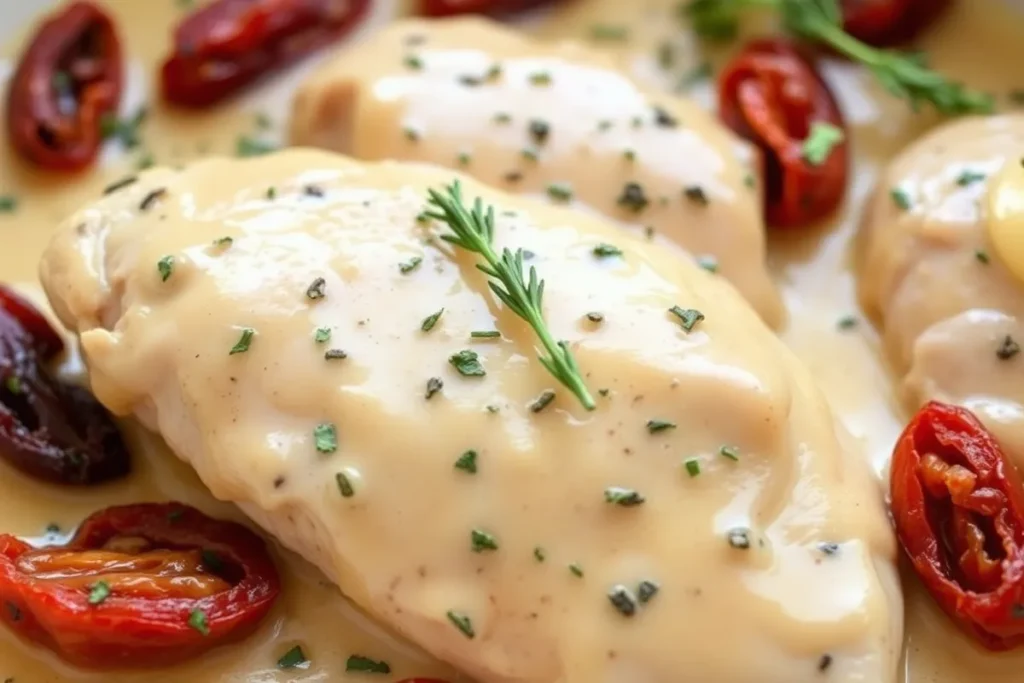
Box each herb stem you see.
[425,182,595,410]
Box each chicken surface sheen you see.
[41,149,899,683]
[290,17,782,325]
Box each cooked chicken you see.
[289,17,782,325]
[41,150,898,683]
[857,115,1024,465]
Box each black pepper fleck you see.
[617,182,649,213]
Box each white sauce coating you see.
[40,149,899,683]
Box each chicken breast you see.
[857,115,1024,465]
[41,149,898,683]
[289,17,782,325]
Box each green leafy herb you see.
[890,187,912,210]
[719,445,740,461]
[399,256,423,274]
[569,562,584,577]
[975,249,991,265]
[677,62,712,90]
[592,243,623,258]
[534,546,546,562]
[997,335,1020,360]
[314,423,338,454]
[449,349,486,377]
[306,277,326,300]
[586,312,604,323]
[425,182,594,409]
[684,458,701,477]
[589,23,630,41]
[101,107,147,149]
[404,54,424,70]
[454,449,478,473]
[683,0,993,115]
[471,330,501,338]
[157,255,174,282]
[801,121,845,165]
[229,328,255,355]
[956,169,987,186]
[213,236,233,249]
[345,655,390,674]
[607,584,638,617]
[88,581,111,605]
[697,255,719,273]
[277,645,309,669]
[336,472,355,497]
[604,487,646,507]
[188,608,209,636]
[0,195,17,213]
[315,327,331,343]
[266,187,277,200]
[546,182,573,202]
[637,579,659,604]
[529,389,556,413]
[646,419,676,433]
[422,308,444,332]
[617,182,649,212]
[529,71,552,86]
[669,306,705,332]
[684,185,709,206]
[494,112,512,124]
[471,528,499,552]
[837,314,858,330]
[728,527,752,549]
[236,136,278,157]
[5,377,22,395]
[422,377,442,400]
[447,610,475,638]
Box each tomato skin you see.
[419,0,561,16]
[890,401,1024,651]
[718,39,849,229]
[0,503,280,668]
[841,0,953,47]
[5,1,123,171]
[161,0,371,107]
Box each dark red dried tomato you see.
[419,0,562,17]
[841,0,953,47]
[5,2,123,171]
[0,284,129,485]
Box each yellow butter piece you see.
[987,158,1024,281]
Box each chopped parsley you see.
[546,182,573,202]
[677,62,712,90]
[200,549,223,573]
[0,195,17,213]
[213,236,233,248]
[277,645,309,669]
[449,349,486,377]
[697,255,719,273]
[646,419,676,433]
[637,579,659,604]
[801,122,845,166]
[235,136,277,157]
[975,249,991,264]
[157,255,174,282]
[592,243,623,258]
[314,424,338,453]
[471,529,499,552]
[683,185,709,206]
[188,608,209,636]
[306,277,326,300]
[528,71,552,86]
[425,376,444,399]
[607,585,638,617]
[265,187,277,200]
[719,445,740,462]
[569,562,584,577]
[336,472,355,497]
[421,308,444,332]
[528,119,551,144]
[684,458,701,477]
[88,581,111,605]
[652,106,678,128]
[604,487,645,507]
[447,610,475,638]
[493,112,512,124]
[956,169,987,187]
[454,449,478,473]
[589,23,629,41]
[529,389,556,413]
[404,126,421,141]
[669,305,705,332]
[101,107,147,149]
[229,328,255,355]
[617,182,649,212]
[890,187,912,211]
[314,327,331,343]
[837,315,858,330]
[345,655,390,674]
[399,256,423,274]
[471,330,501,339]
[534,546,546,562]
[404,54,424,70]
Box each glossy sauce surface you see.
[0,1,1023,682]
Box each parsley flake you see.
[229,328,255,355]
[471,529,499,552]
[88,581,111,605]
[669,305,705,332]
[277,645,309,669]
[592,243,623,258]
[454,449,478,473]
[801,122,845,166]
[604,487,645,506]
[421,308,444,332]
[449,349,486,377]
[157,255,174,282]
[345,655,390,674]
[188,608,209,636]
[314,423,338,453]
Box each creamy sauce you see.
[0,1,1022,682]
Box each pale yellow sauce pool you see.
[0,0,1022,681]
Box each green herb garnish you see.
[471,330,501,338]
[647,419,676,433]
[88,581,111,605]
[683,0,993,115]
[336,472,355,497]
[399,256,423,274]
[669,305,705,332]
[0,195,17,213]
[956,169,987,186]
[236,136,277,157]
[592,243,623,258]
[447,610,475,638]
[425,377,444,399]
[188,608,209,636]
[315,327,331,343]
[604,487,645,506]
[345,655,390,674]
[546,182,573,202]
[314,423,338,453]
[569,562,584,577]
[229,328,255,355]
[277,645,309,669]
[471,529,499,552]
[684,458,701,477]
[529,390,556,413]
[454,449,478,473]
[157,255,174,282]
[802,121,845,165]
[890,187,912,210]
[589,23,630,41]
[425,182,594,409]
[422,308,444,332]
[719,445,740,461]
[449,349,486,377]
[534,546,546,562]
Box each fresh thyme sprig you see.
[424,181,596,411]
[684,0,993,116]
